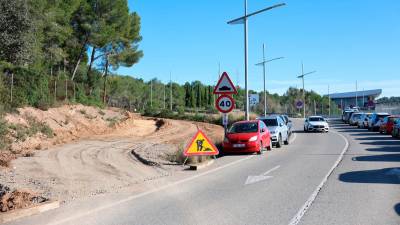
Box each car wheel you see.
[276,134,282,148]
[257,141,263,154]
[266,143,272,151]
[284,132,289,145]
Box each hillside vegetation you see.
[0,0,337,145]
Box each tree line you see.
[0,0,142,110]
[0,0,335,117]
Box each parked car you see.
[342,109,358,123]
[349,112,363,126]
[379,115,400,134]
[304,116,329,132]
[223,120,271,154]
[392,119,400,138]
[358,113,373,128]
[280,114,293,136]
[258,115,289,148]
[368,113,390,131]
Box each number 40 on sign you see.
[216,95,235,113]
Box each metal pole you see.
[314,99,316,115]
[302,63,305,118]
[362,88,365,107]
[244,0,249,120]
[170,72,173,111]
[262,44,267,117]
[163,84,166,109]
[356,82,359,108]
[150,80,153,108]
[328,85,331,116]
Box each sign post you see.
[222,113,228,135]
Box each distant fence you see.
[375,104,400,114]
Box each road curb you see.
[188,159,215,170]
[0,200,60,224]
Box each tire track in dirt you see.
[0,117,223,204]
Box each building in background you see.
[328,89,382,110]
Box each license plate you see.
[233,143,245,148]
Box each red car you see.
[223,120,271,154]
[380,115,400,134]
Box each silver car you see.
[258,115,289,148]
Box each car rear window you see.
[262,119,278,127]
[309,117,325,122]
[229,122,258,133]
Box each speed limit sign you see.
[216,95,235,113]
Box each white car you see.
[258,115,289,148]
[304,116,329,132]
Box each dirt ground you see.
[0,105,224,204]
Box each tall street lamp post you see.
[255,43,284,117]
[297,63,316,118]
[228,0,285,120]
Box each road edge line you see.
[47,155,255,225]
[288,130,349,225]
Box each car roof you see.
[374,112,390,115]
[234,120,259,124]
[308,116,324,118]
[258,115,279,120]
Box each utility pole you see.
[362,88,365,108]
[218,62,221,78]
[297,63,316,118]
[150,79,153,108]
[228,0,286,120]
[356,81,359,107]
[328,85,331,117]
[170,72,172,111]
[255,44,284,117]
[314,99,316,115]
[163,84,166,109]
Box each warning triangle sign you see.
[213,72,237,94]
[184,130,219,156]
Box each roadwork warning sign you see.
[184,130,219,156]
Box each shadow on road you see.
[356,136,396,141]
[366,146,400,153]
[395,203,400,216]
[350,132,384,136]
[360,141,400,146]
[352,154,400,162]
[339,167,400,184]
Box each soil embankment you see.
[0,105,223,204]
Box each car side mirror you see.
[261,128,265,133]
[280,123,283,127]
[288,120,292,123]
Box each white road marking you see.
[245,165,280,185]
[47,155,255,225]
[288,130,349,225]
[290,132,297,143]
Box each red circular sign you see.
[215,95,235,113]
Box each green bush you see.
[0,118,10,150]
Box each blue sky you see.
[117,0,400,97]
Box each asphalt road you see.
[7,119,400,225]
